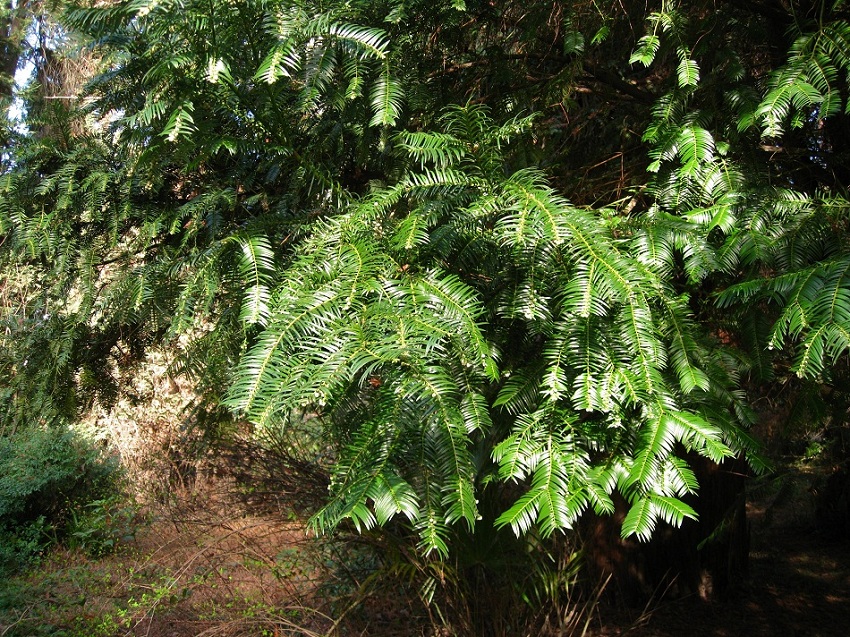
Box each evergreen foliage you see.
[2,0,850,560]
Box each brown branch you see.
[581,63,655,104]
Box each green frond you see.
[370,63,405,127]
[395,131,467,169]
[665,410,732,463]
[494,415,589,537]
[414,272,497,379]
[301,42,337,110]
[586,467,616,515]
[751,256,850,377]
[228,232,276,326]
[651,495,698,527]
[621,496,655,542]
[372,474,420,525]
[621,493,697,542]
[560,261,614,317]
[627,411,675,489]
[492,411,546,482]
[618,293,665,394]
[224,283,344,417]
[328,23,389,59]
[630,34,661,67]
[676,56,700,88]
[662,457,699,496]
[162,101,196,142]
[675,124,715,169]
[255,42,299,84]
[391,209,433,251]
[486,112,538,148]
[660,295,711,394]
[414,508,450,558]
[631,226,676,278]
[459,391,492,435]
[493,366,544,416]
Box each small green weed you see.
[67,496,143,558]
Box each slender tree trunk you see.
[1,0,30,101]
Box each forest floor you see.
[2,453,848,637]
[1,397,849,637]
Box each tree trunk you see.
[1,0,30,101]
[581,455,750,604]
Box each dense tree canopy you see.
[2,0,849,559]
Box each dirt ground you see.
[3,462,848,637]
[4,398,849,637]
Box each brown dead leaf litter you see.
[44,459,849,637]
[7,452,849,637]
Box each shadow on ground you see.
[619,464,850,637]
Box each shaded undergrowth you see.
[0,429,606,637]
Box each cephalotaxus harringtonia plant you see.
[225,104,762,555]
[628,2,850,383]
[14,0,850,563]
